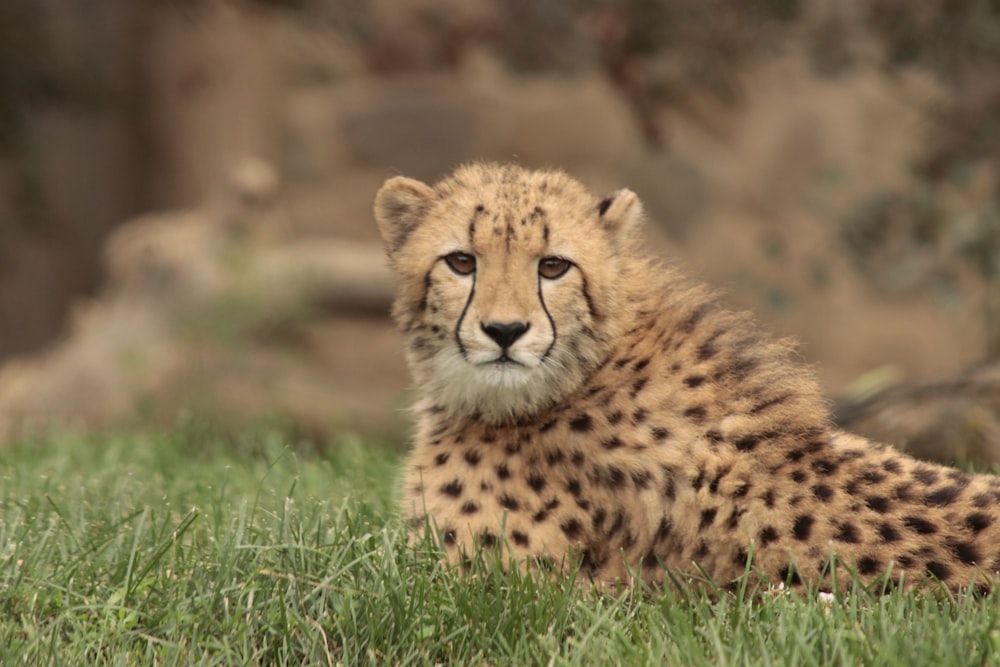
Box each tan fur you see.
[375,162,1000,592]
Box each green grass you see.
[2,423,1000,665]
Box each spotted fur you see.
[375,162,1000,592]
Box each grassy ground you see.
[2,423,1000,665]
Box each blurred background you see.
[2,0,1000,462]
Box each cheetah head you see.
[374,163,643,423]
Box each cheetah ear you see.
[374,176,435,256]
[597,188,643,235]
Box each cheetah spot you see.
[655,517,673,542]
[630,377,649,397]
[749,393,791,415]
[925,485,962,507]
[881,459,902,473]
[903,516,938,535]
[778,565,802,586]
[792,515,814,541]
[561,519,583,540]
[440,480,463,498]
[864,496,891,514]
[925,560,951,581]
[834,522,861,544]
[973,492,993,508]
[527,474,547,493]
[725,506,748,529]
[607,511,625,537]
[684,375,706,388]
[684,405,707,423]
[860,469,885,484]
[605,466,627,489]
[569,414,593,432]
[709,466,731,494]
[812,484,834,502]
[759,526,780,546]
[965,512,993,534]
[811,459,839,476]
[877,522,901,543]
[498,494,520,511]
[602,437,623,450]
[857,556,880,575]
[651,426,671,442]
[948,540,980,566]
[581,549,607,572]
[545,450,565,466]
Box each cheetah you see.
[374,162,1000,593]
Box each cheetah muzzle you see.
[374,162,1000,593]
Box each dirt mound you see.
[0,160,405,440]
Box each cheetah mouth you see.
[486,354,525,367]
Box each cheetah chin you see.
[424,345,578,424]
[375,161,1000,594]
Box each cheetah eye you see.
[538,256,572,280]
[444,251,476,276]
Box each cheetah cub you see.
[375,162,1000,592]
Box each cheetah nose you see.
[481,320,530,349]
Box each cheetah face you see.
[375,163,643,422]
[435,248,570,376]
